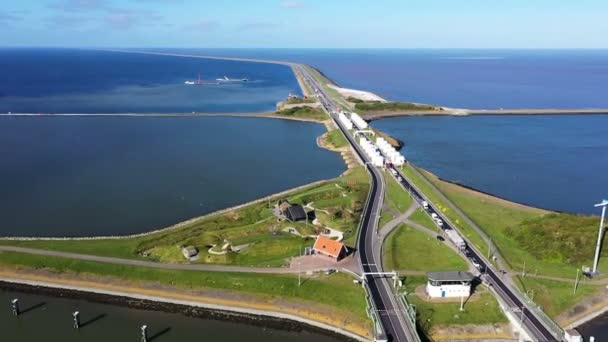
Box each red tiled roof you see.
[313,235,344,258]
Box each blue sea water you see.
[0,48,301,114]
[155,48,608,109]
[374,114,608,215]
[0,116,344,236]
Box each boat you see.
[185,73,206,85]
[216,76,248,83]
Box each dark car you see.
[436,235,445,241]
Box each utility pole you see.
[459,295,465,312]
[298,246,302,288]
[521,261,526,277]
[592,200,608,274]
[574,269,580,295]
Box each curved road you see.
[295,65,420,342]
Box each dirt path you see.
[0,246,333,274]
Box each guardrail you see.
[398,166,564,341]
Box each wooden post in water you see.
[11,299,19,316]
[141,325,148,342]
[73,311,80,329]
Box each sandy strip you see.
[327,84,386,102]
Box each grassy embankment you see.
[404,164,606,319]
[274,106,328,121]
[0,251,370,334]
[384,173,413,214]
[401,165,491,259]
[421,168,608,278]
[1,167,369,267]
[384,225,468,272]
[319,129,348,150]
[284,97,316,105]
[349,98,439,114]
[514,276,599,319]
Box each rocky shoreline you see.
[0,280,361,342]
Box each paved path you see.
[0,246,332,274]
[375,201,419,272]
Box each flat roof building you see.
[426,271,474,298]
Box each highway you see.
[296,64,561,341]
[295,65,420,342]
[390,167,560,341]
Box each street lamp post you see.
[592,199,608,274]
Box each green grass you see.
[409,208,438,231]
[354,101,437,113]
[421,168,604,278]
[379,211,394,229]
[274,106,327,121]
[323,129,348,149]
[403,276,507,332]
[0,251,368,323]
[384,225,468,271]
[402,165,490,258]
[514,276,601,318]
[284,97,315,105]
[0,167,370,267]
[384,173,413,213]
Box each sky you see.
[1,0,607,48]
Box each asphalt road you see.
[391,166,560,342]
[296,65,420,342]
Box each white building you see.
[338,112,353,130]
[426,271,474,298]
[350,112,368,129]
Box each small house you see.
[313,236,347,261]
[426,271,474,298]
[286,204,307,222]
[182,246,199,260]
[278,199,291,215]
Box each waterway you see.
[151,48,608,109]
[0,116,345,237]
[374,114,608,215]
[0,288,343,342]
[0,48,301,114]
[578,310,608,340]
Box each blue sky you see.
[2,0,607,48]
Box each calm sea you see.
[150,48,608,109]
[0,289,342,342]
[0,116,344,237]
[374,114,608,215]
[0,48,300,114]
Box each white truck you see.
[445,229,466,250]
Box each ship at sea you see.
[184,73,208,85]
[216,76,249,83]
